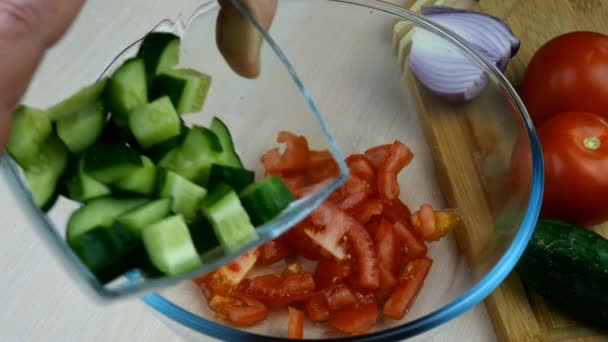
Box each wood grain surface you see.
[397,0,608,341]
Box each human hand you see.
[0,0,277,151]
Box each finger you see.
[216,0,277,78]
[0,0,84,149]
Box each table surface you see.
[0,1,497,341]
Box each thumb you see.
[0,0,84,149]
[216,0,278,79]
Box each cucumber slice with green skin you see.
[137,32,180,82]
[240,176,295,226]
[146,123,188,163]
[83,144,143,184]
[141,215,202,276]
[151,68,212,115]
[210,117,243,168]
[208,164,254,193]
[115,198,172,236]
[47,79,108,121]
[114,156,157,195]
[56,102,107,154]
[188,216,220,254]
[128,96,181,149]
[67,197,149,242]
[64,156,112,202]
[200,184,258,251]
[7,106,53,168]
[68,225,149,283]
[104,58,148,116]
[23,134,69,210]
[167,126,223,185]
[158,169,207,222]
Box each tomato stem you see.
[584,136,601,150]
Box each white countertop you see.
[0,1,497,340]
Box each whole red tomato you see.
[511,111,608,227]
[521,32,608,125]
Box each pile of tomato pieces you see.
[193,131,462,339]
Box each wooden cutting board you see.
[396,0,608,341]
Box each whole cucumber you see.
[515,218,608,326]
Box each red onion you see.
[408,6,520,102]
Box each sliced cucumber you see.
[208,164,254,193]
[64,155,112,202]
[151,68,212,115]
[240,176,295,226]
[83,144,143,184]
[23,134,69,210]
[68,225,149,283]
[200,184,258,251]
[115,198,172,236]
[48,79,108,121]
[128,96,181,149]
[56,102,107,153]
[167,126,222,185]
[210,117,243,168]
[104,58,148,117]
[188,216,220,254]
[137,32,180,81]
[146,124,188,163]
[7,106,53,167]
[158,169,207,222]
[141,215,202,276]
[66,197,149,242]
[114,155,157,195]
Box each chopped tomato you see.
[304,293,331,322]
[354,198,384,224]
[382,199,412,226]
[283,262,303,276]
[262,131,310,173]
[374,219,404,277]
[288,307,305,339]
[257,237,290,266]
[306,202,356,260]
[376,267,398,302]
[393,222,428,262]
[329,175,372,211]
[328,302,379,336]
[309,150,334,166]
[194,249,260,297]
[286,220,329,261]
[364,144,391,169]
[383,257,433,320]
[346,223,380,290]
[242,272,316,308]
[355,291,377,305]
[324,284,360,311]
[282,174,311,195]
[314,259,351,289]
[378,141,414,201]
[209,295,268,326]
[411,204,462,242]
[346,154,377,188]
[364,217,382,238]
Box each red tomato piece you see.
[193,249,260,297]
[309,150,334,166]
[374,219,404,277]
[383,257,433,320]
[288,307,305,339]
[324,284,360,311]
[243,272,316,308]
[286,220,329,261]
[282,262,304,276]
[209,295,269,326]
[306,202,357,260]
[346,223,380,290]
[364,144,391,169]
[346,154,377,188]
[314,259,351,289]
[382,199,412,226]
[355,292,377,305]
[378,141,414,201]
[354,198,384,224]
[393,222,428,262]
[329,175,372,211]
[364,217,382,239]
[257,237,290,266]
[328,302,379,336]
[304,292,331,322]
[375,267,398,302]
[262,131,310,173]
[410,204,462,242]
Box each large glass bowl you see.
[2,0,543,340]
